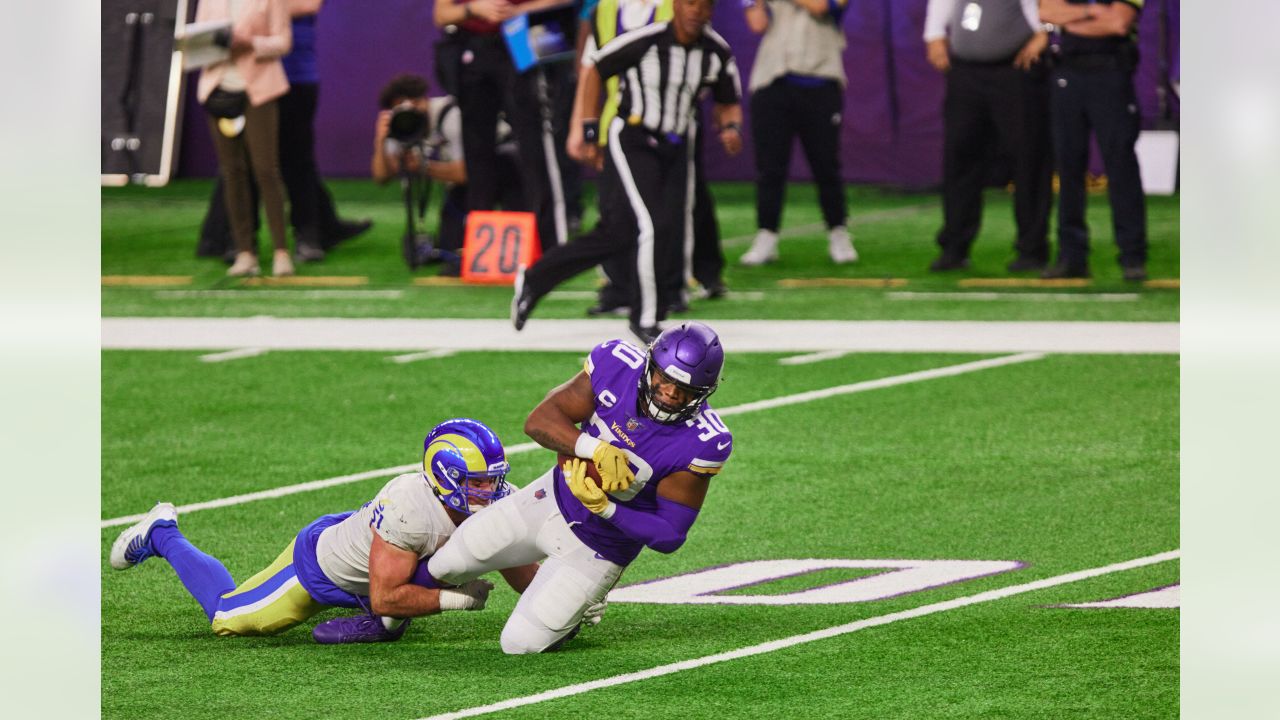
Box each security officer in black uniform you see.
[1039,0,1148,281]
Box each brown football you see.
[557,453,603,488]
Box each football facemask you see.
[637,322,724,424]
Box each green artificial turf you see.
[101,349,1177,719]
[101,180,1179,321]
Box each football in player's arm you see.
[426,321,732,653]
[109,418,541,644]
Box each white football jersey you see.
[315,473,456,597]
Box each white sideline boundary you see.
[100,353,1045,529]
[415,549,1180,720]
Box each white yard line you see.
[778,350,850,366]
[719,353,1044,418]
[387,349,460,364]
[414,549,1180,720]
[199,347,268,363]
[101,353,1042,528]
[101,318,1179,354]
[888,292,1141,303]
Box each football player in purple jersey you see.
[426,321,732,653]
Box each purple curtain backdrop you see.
[177,0,1179,188]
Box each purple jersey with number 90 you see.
[553,340,733,566]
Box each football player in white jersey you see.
[109,418,547,644]
[427,322,732,653]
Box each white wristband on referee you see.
[575,433,604,460]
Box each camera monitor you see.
[502,2,577,73]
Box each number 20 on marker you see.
[461,211,541,285]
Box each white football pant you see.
[427,469,624,654]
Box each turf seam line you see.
[199,348,269,363]
[414,549,1179,720]
[100,353,1043,528]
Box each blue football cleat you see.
[313,613,411,644]
[109,502,178,570]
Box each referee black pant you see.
[935,60,1052,262]
[456,32,567,251]
[1050,63,1147,270]
[524,119,688,329]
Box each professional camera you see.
[388,102,429,146]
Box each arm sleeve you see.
[711,51,742,105]
[923,0,955,41]
[592,24,662,80]
[605,496,700,554]
[253,0,294,59]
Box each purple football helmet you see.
[638,322,724,423]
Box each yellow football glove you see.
[591,442,635,493]
[564,458,611,515]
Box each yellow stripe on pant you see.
[210,539,330,636]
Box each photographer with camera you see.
[371,74,523,274]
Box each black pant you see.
[457,32,566,251]
[599,120,722,307]
[526,122,688,328]
[936,61,1052,262]
[750,79,847,232]
[1050,64,1147,269]
[197,83,344,256]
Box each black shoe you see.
[438,260,460,277]
[333,218,373,245]
[1121,265,1148,282]
[929,254,970,272]
[667,299,690,314]
[1041,263,1090,279]
[702,281,727,300]
[294,242,326,263]
[586,300,629,317]
[629,322,661,345]
[1006,257,1047,273]
[512,268,538,331]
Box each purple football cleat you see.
[313,614,411,645]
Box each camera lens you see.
[388,104,428,145]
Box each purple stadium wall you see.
[176,0,1179,187]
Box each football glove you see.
[564,458,612,515]
[582,599,607,627]
[439,578,494,611]
[591,441,635,493]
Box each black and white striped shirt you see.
[590,22,742,139]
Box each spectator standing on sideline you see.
[923,0,1053,273]
[433,0,572,252]
[1039,0,1148,281]
[514,0,743,343]
[197,0,293,278]
[370,74,524,271]
[197,0,372,265]
[738,0,857,267]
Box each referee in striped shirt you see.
[513,0,743,343]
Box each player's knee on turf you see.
[500,611,570,654]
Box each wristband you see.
[582,119,600,144]
[599,501,617,520]
[575,432,604,460]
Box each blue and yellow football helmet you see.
[422,418,512,515]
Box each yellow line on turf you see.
[1144,279,1180,289]
[959,278,1092,288]
[102,275,193,287]
[777,278,908,288]
[412,276,467,287]
[241,276,368,287]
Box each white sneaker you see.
[828,226,858,264]
[739,230,779,266]
[110,502,178,570]
[272,250,295,278]
[227,252,260,277]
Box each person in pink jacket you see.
[196,0,294,277]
